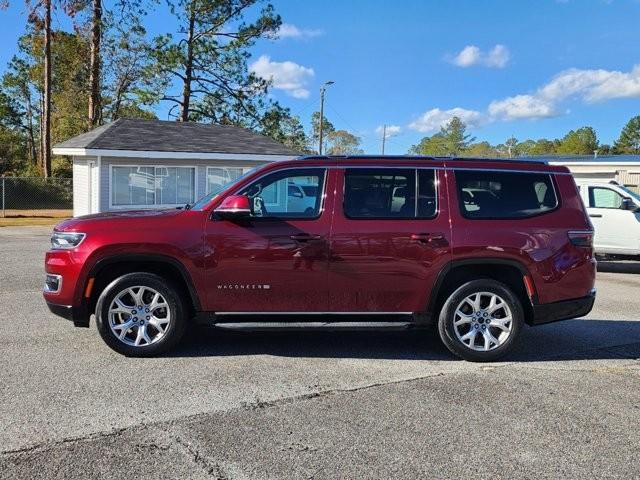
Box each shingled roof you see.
[53,118,300,156]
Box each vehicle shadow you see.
[168,318,640,362]
[597,260,640,274]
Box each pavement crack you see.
[0,426,131,456]
[158,426,233,480]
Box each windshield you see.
[619,185,640,203]
[191,167,257,210]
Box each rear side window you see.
[455,170,558,219]
[344,169,437,219]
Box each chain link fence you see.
[1,177,73,218]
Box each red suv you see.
[44,156,596,361]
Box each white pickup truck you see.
[576,181,640,257]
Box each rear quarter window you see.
[455,170,558,219]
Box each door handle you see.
[410,233,445,244]
[290,234,323,242]
[589,214,603,218]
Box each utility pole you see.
[381,124,387,155]
[318,81,334,155]
[42,0,52,177]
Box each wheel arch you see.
[83,254,202,318]
[425,258,535,325]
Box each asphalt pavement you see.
[1,226,639,479]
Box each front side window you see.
[589,187,624,209]
[112,166,195,207]
[239,168,325,218]
[343,168,437,219]
[455,170,557,219]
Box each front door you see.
[328,167,452,313]
[204,167,334,313]
[587,185,640,253]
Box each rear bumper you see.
[46,301,90,328]
[530,289,596,326]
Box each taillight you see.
[568,230,593,248]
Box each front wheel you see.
[437,279,524,362]
[95,273,187,356]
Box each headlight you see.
[51,232,86,250]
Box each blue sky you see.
[1,0,640,153]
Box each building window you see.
[112,166,195,207]
[206,167,246,196]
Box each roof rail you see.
[296,154,549,165]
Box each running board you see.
[213,321,414,332]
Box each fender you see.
[84,253,202,312]
[423,257,535,323]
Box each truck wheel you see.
[438,279,523,362]
[95,273,187,357]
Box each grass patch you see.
[0,217,63,227]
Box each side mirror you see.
[621,197,639,212]
[214,195,252,219]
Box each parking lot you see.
[1,225,639,479]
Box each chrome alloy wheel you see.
[108,286,171,347]
[452,292,513,352]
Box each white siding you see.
[100,156,272,212]
[90,159,100,214]
[72,157,88,217]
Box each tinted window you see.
[344,169,437,219]
[589,187,624,209]
[240,168,325,218]
[455,170,557,219]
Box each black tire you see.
[437,279,523,362]
[95,272,187,357]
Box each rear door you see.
[328,166,452,313]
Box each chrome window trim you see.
[454,169,560,220]
[342,167,439,220]
[231,167,329,220]
[447,167,572,176]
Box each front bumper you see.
[530,289,596,326]
[46,301,90,328]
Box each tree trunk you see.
[24,86,37,165]
[42,0,52,178]
[88,0,102,127]
[179,10,195,122]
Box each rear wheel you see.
[437,279,523,362]
[95,273,187,356]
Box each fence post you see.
[1,176,5,218]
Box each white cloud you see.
[488,95,558,120]
[408,108,485,133]
[450,44,510,68]
[539,66,640,103]
[489,65,640,120]
[376,125,401,137]
[249,55,315,99]
[485,45,511,68]
[408,64,640,132]
[274,23,323,40]
[452,45,481,67]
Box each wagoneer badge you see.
[217,284,271,290]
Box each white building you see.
[52,118,298,216]
[549,155,640,192]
